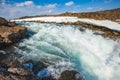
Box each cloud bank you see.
[65,1,74,6]
[0,1,58,19]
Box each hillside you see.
[19,8,120,22]
[58,8,120,21]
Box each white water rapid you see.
[14,22,120,80]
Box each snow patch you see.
[11,16,120,31]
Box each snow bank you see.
[11,17,78,22]
[78,19,120,31]
[11,16,120,31]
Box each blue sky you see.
[0,0,120,19]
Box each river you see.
[13,22,120,80]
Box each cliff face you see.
[0,17,27,49]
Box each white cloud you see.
[0,2,58,19]
[45,3,57,8]
[15,1,34,7]
[1,0,5,5]
[48,10,53,13]
[65,1,74,6]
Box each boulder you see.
[0,60,40,80]
[23,61,55,80]
[58,70,85,80]
[8,67,30,75]
[7,22,16,27]
[33,61,47,74]
[0,72,39,80]
[0,17,8,26]
[0,17,27,49]
[0,26,27,49]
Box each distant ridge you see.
[59,8,120,21]
[19,8,120,21]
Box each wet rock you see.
[37,68,56,80]
[0,72,13,80]
[0,50,6,55]
[7,60,22,68]
[40,76,56,80]
[0,64,8,72]
[0,50,7,62]
[33,61,47,74]
[0,72,39,80]
[7,60,31,75]
[7,22,16,27]
[58,70,85,80]
[8,67,30,75]
[23,62,33,72]
[0,50,6,56]
[22,60,55,80]
[9,74,28,80]
[37,68,50,79]
[0,59,40,80]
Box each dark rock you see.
[37,68,50,79]
[8,27,27,43]
[0,72,13,80]
[7,22,16,27]
[0,64,8,72]
[0,59,40,80]
[0,26,27,49]
[0,17,8,26]
[0,72,39,80]
[7,60,31,75]
[33,61,47,74]
[37,68,56,80]
[0,50,6,55]
[7,60,22,68]
[22,60,56,80]
[0,17,27,49]
[23,63,33,72]
[0,50,7,62]
[58,70,85,80]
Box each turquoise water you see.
[15,22,120,80]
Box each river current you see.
[14,22,120,80]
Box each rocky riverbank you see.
[0,50,84,80]
[0,57,39,80]
[0,17,85,80]
[0,17,27,49]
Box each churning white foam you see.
[15,22,120,80]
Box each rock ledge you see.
[0,17,27,49]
